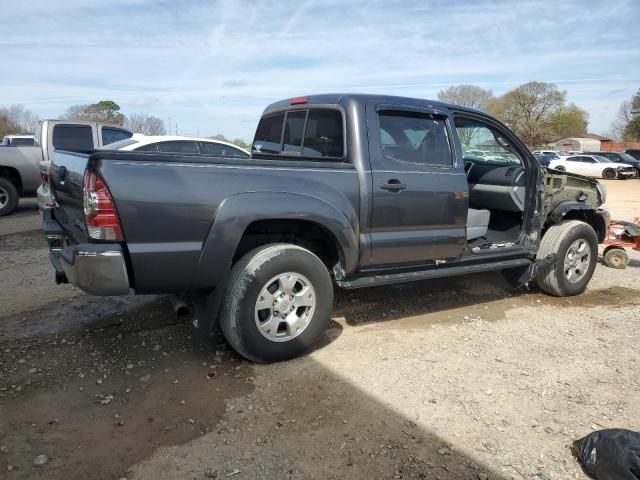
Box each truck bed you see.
[49,150,361,293]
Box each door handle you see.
[380,179,406,192]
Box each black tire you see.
[555,165,566,172]
[219,244,333,363]
[603,247,629,269]
[0,177,19,217]
[602,168,617,179]
[536,220,598,296]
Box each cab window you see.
[252,108,344,160]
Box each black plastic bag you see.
[572,429,640,480]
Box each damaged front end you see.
[540,169,610,242]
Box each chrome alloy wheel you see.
[0,186,8,209]
[254,272,316,342]
[564,239,591,283]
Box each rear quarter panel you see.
[95,155,360,293]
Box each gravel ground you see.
[1,181,639,480]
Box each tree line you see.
[0,100,166,138]
[437,82,640,146]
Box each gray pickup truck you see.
[44,94,609,362]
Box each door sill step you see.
[337,258,532,289]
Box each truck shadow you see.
[0,301,513,479]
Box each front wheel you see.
[602,168,617,179]
[219,244,333,363]
[536,220,598,296]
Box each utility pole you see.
[167,117,171,135]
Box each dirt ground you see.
[1,180,639,480]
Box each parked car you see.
[532,150,563,159]
[36,121,132,211]
[102,134,250,158]
[549,154,637,179]
[44,93,609,362]
[584,151,640,177]
[626,149,640,161]
[1,135,35,146]
[533,153,556,167]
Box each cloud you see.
[129,96,161,109]
[0,0,639,138]
[221,79,248,88]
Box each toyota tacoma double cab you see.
[44,94,610,362]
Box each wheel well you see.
[547,209,607,243]
[0,166,22,191]
[234,219,343,273]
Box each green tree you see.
[623,117,640,141]
[232,138,250,149]
[436,85,494,110]
[611,89,640,140]
[62,100,126,125]
[549,104,589,139]
[487,82,570,147]
[209,134,230,142]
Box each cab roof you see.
[263,93,485,116]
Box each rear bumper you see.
[44,212,130,296]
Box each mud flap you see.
[190,280,227,343]
[503,254,558,287]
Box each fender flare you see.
[547,201,609,243]
[190,191,359,290]
[548,201,593,223]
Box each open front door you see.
[367,103,468,267]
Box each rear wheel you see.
[602,168,617,179]
[0,178,19,217]
[555,165,566,172]
[536,220,598,296]
[219,244,333,363]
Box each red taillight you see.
[290,96,308,105]
[83,170,124,241]
[40,172,49,184]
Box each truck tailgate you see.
[49,150,91,244]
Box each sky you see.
[1,0,639,140]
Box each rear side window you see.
[252,108,344,159]
[52,125,94,151]
[156,141,199,153]
[379,112,452,166]
[102,127,132,146]
[200,142,249,158]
